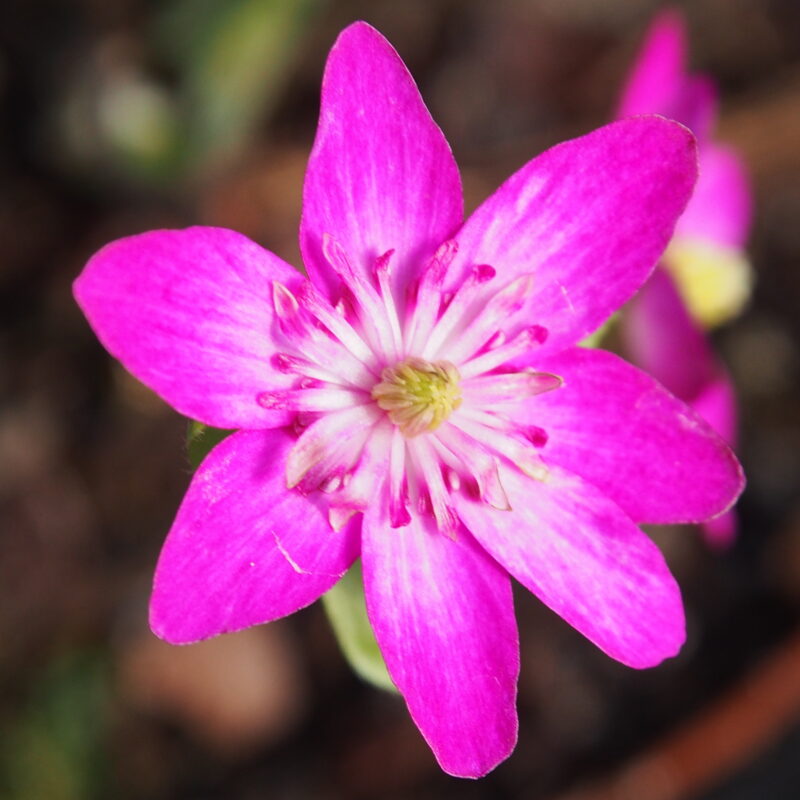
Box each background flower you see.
[615,8,752,547]
[615,8,753,330]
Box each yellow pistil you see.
[372,358,462,437]
[664,237,753,329]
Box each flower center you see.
[372,358,462,437]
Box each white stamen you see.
[439,273,535,364]
[458,325,548,379]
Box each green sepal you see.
[322,560,396,693]
[579,312,618,349]
[186,421,232,470]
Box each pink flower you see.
[616,9,752,547]
[616,10,751,273]
[74,23,744,777]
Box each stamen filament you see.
[408,436,458,537]
[322,234,396,359]
[458,325,548,379]
[272,281,376,385]
[271,352,370,389]
[389,427,411,527]
[461,370,562,404]
[439,274,535,364]
[433,424,511,510]
[405,240,457,354]
[296,281,378,369]
[422,264,496,359]
[257,387,369,413]
[373,250,404,362]
[451,416,549,481]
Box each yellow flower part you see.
[372,358,462,438]
[663,237,753,329]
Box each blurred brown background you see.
[2,0,800,797]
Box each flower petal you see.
[616,10,686,121]
[74,227,300,429]
[702,511,736,549]
[671,75,718,143]
[514,346,744,525]
[150,429,360,644]
[616,10,718,141]
[690,370,739,548]
[620,272,740,547]
[621,267,737,441]
[455,465,685,668]
[692,370,738,450]
[621,267,718,400]
[676,144,752,248]
[448,117,697,353]
[362,506,519,778]
[300,22,463,301]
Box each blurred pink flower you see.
[616,9,752,547]
[74,23,744,777]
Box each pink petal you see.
[300,22,463,302]
[616,12,718,141]
[616,9,686,121]
[621,266,718,400]
[672,75,718,143]
[688,373,740,549]
[455,465,685,668]
[74,227,300,429]
[621,269,740,547]
[362,506,519,778]
[675,143,752,248]
[150,429,360,644]
[692,369,737,449]
[515,346,744,525]
[702,511,737,549]
[622,267,737,444]
[448,117,697,354]
[614,12,750,249]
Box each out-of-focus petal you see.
[692,368,738,447]
[448,117,697,354]
[456,464,685,668]
[620,268,740,545]
[672,75,718,142]
[616,9,686,121]
[362,506,518,778]
[150,429,360,644]
[702,511,737,549]
[621,266,717,399]
[300,22,462,301]
[617,13,718,141]
[688,369,739,549]
[675,143,752,249]
[622,267,737,440]
[513,346,744,525]
[74,227,299,430]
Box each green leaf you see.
[322,561,396,693]
[0,651,109,800]
[186,420,232,470]
[156,0,324,168]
